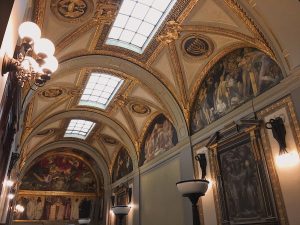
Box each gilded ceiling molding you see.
[88,24,103,51]
[167,42,189,117]
[55,19,99,54]
[120,106,139,142]
[28,95,71,130]
[57,51,181,108]
[94,0,193,63]
[20,102,34,145]
[92,0,120,24]
[223,0,269,45]
[181,25,274,58]
[32,0,47,29]
[91,135,112,166]
[157,21,182,45]
[18,190,97,197]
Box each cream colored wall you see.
[140,157,184,225]
[263,102,300,225]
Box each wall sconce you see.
[176,153,209,225]
[1,21,58,87]
[265,117,287,155]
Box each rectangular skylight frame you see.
[64,119,95,140]
[106,0,177,54]
[79,72,124,110]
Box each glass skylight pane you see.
[120,30,135,42]
[138,22,154,36]
[144,8,162,25]
[152,0,172,11]
[107,0,177,53]
[125,17,142,32]
[139,0,154,6]
[79,73,123,109]
[108,27,123,39]
[119,0,136,15]
[114,15,129,28]
[131,34,147,47]
[131,3,149,20]
[64,119,95,140]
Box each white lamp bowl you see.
[112,205,131,215]
[34,38,55,58]
[78,218,91,224]
[176,179,209,195]
[18,21,41,43]
[42,56,58,73]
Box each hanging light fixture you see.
[1,21,58,87]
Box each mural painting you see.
[20,154,97,192]
[14,195,94,221]
[191,47,283,133]
[139,114,178,166]
[112,148,133,183]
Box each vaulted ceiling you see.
[17,0,300,181]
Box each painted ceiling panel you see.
[151,48,178,88]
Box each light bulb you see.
[15,204,25,213]
[5,180,14,187]
[42,56,58,73]
[34,38,55,58]
[8,193,15,200]
[21,56,39,71]
[18,22,41,43]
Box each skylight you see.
[79,73,123,109]
[64,119,95,140]
[106,0,177,53]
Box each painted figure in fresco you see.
[26,197,36,220]
[112,148,133,182]
[140,115,178,166]
[70,198,80,220]
[64,198,72,220]
[20,155,96,193]
[191,48,283,133]
[34,197,45,220]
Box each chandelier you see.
[1,22,58,87]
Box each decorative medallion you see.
[51,0,94,22]
[102,135,117,145]
[39,87,64,98]
[130,103,151,115]
[181,34,213,59]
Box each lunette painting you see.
[20,154,97,192]
[139,114,178,166]
[191,47,283,133]
[112,147,133,183]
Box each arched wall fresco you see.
[139,114,178,166]
[191,47,283,133]
[112,147,133,183]
[14,150,103,222]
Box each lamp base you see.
[183,193,203,225]
[1,54,18,75]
